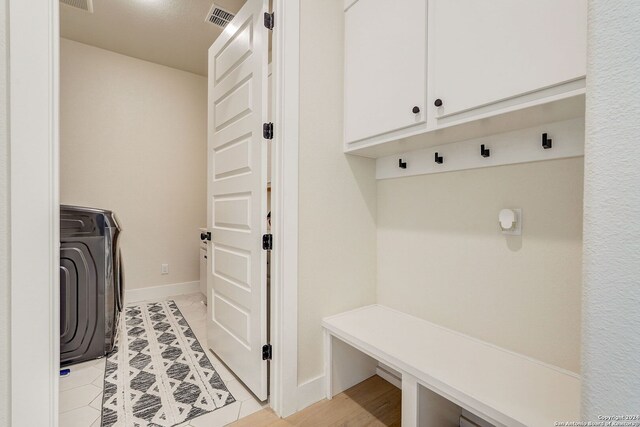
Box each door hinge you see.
[263,122,274,140]
[262,344,272,360]
[264,12,274,30]
[262,234,273,250]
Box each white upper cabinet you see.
[344,0,427,145]
[343,0,587,157]
[431,0,587,119]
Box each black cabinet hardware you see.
[412,106,420,114]
[435,152,444,164]
[434,99,443,107]
[542,133,552,149]
[481,144,491,158]
[399,159,407,169]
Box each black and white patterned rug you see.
[100,300,235,427]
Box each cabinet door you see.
[432,0,587,117]
[344,0,427,144]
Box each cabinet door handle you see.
[434,99,443,107]
[412,106,420,114]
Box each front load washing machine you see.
[60,205,124,366]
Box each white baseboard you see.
[296,367,400,414]
[376,364,401,389]
[295,367,402,415]
[296,375,326,412]
[125,281,201,303]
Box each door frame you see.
[270,0,300,417]
[5,0,301,423]
[6,0,60,426]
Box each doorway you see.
[5,0,300,424]
[56,0,281,426]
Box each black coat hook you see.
[480,144,491,158]
[398,158,407,169]
[434,152,443,164]
[542,133,552,149]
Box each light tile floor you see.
[59,293,268,427]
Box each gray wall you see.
[0,0,10,424]
[582,0,640,416]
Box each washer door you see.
[60,241,101,365]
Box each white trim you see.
[324,333,378,399]
[296,375,325,412]
[125,281,201,303]
[375,117,585,180]
[270,0,300,417]
[8,0,59,425]
[402,374,420,427]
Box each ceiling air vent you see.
[206,4,235,28]
[60,0,94,13]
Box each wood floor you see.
[230,375,401,427]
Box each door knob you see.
[412,106,420,114]
[200,232,211,241]
[434,99,443,107]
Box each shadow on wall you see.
[506,235,523,252]
[346,154,377,222]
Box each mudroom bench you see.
[322,305,580,427]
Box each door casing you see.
[7,0,60,425]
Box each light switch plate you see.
[161,264,169,275]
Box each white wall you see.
[0,0,10,423]
[378,158,584,373]
[60,39,207,291]
[297,0,377,384]
[295,0,583,390]
[582,0,640,416]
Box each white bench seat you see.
[322,305,580,427]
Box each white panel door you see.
[344,0,427,144]
[432,0,587,117]
[207,0,269,401]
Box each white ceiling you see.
[60,0,246,76]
